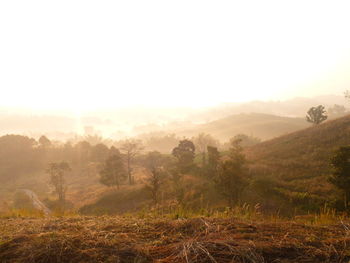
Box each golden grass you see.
[1,215,350,262]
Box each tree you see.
[215,139,248,207]
[47,162,71,204]
[306,105,328,125]
[205,146,220,178]
[143,151,167,205]
[99,152,127,189]
[120,139,143,185]
[172,139,196,174]
[193,133,218,168]
[0,135,40,180]
[329,146,350,209]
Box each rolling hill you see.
[177,113,310,141]
[245,114,350,203]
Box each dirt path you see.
[18,189,51,216]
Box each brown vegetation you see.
[1,216,350,262]
[245,114,350,209]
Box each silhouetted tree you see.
[143,151,167,205]
[306,105,328,125]
[206,146,220,178]
[329,146,350,209]
[99,153,127,189]
[47,162,71,204]
[120,139,143,185]
[172,139,195,174]
[215,139,248,207]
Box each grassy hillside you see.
[178,113,309,141]
[245,114,350,205]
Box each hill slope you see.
[177,113,309,141]
[245,114,350,201]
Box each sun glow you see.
[1,1,350,111]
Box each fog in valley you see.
[1,94,348,141]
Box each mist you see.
[2,1,350,262]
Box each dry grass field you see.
[1,215,350,262]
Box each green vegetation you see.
[46,162,71,205]
[99,151,127,189]
[329,146,350,209]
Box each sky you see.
[1,0,350,111]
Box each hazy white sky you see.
[1,1,350,110]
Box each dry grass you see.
[244,114,350,211]
[1,215,350,262]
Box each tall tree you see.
[172,139,195,174]
[47,162,71,204]
[143,151,167,205]
[215,139,248,207]
[99,152,127,189]
[306,105,328,125]
[171,139,196,204]
[120,139,143,185]
[206,146,220,178]
[329,146,350,209]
